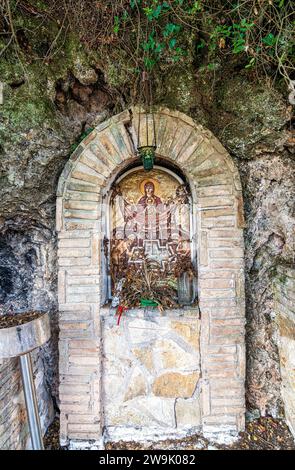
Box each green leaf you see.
[276,0,284,7]
[262,33,277,47]
[144,57,156,70]
[155,43,164,53]
[113,16,120,34]
[207,62,218,71]
[232,38,246,54]
[169,38,177,49]
[245,57,256,69]
[163,23,181,37]
[153,5,162,19]
[143,6,153,20]
[122,10,129,21]
[190,1,202,13]
[196,39,206,50]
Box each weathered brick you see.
[68,414,99,424]
[60,374,92,384]
[200,299,237,308]
[91,232,100,265]
[61,313,92,324]
[60,404,91,414]
[204,354,237,364]
[208,229,242,239]
[211,387,244,399]
[99,129,125,164]
[210,333,244,345]
[201,217,235,229]
[196,174,230,187]
[59,394,91,403]
[69,356,99,366]
[67,179,100,194]
[170,124,192,160]
[196,185,233,197]
[66,220,100,231]
[69,348,99,356]
[65,190,100,202]
[58,257,91,267]
[58,230,91,239]
[66,267,100,276]
[206,369,237,379]
[64,209,99,220]
[68,423,101,433]
[199,270,235,279]
[200,289,235,299]
[80,149,112,177]
[56,197,63,231]
[59,238,90,248]
[207,345,237,355]
[209,249,244,259]
[211,405,244,415]
[200,231,208,266]
[58,247,91,258]
[211,324,244,336]
[69,340,99,349]
[209,260,243,269]
[66,294,99,303]
[176,134,204,164]
[199,279,235,289]
[67,276,100,285]
[59,384,90,394]
[67,285,100,294]
[208,238,242,248]
[202,208,234,218]
[64,200,99,211]
[203,414,237,424]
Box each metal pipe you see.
[19,353,44,450]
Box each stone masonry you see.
[56,107,246,447]
[274,266,295,437]
[102,308,201,441]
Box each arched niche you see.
[57,107,246,448]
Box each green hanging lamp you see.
[137,71,157,171]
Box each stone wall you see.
[0,350,54,449]
[274,266,295,437]
[102,308,201,441]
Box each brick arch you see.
[57,107,246,447]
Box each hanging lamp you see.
[137,71,157,171]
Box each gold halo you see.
[139,178,160,195]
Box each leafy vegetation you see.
[0,1,294,97]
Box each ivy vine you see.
[0,1,294,98]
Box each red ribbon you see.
[116,305,128,325]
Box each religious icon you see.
[109,168,193,306]
[138,180,162,207]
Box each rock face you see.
[186,75,294,418]
[240,154,295,417]
[0,46,294,447]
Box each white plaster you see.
[104,426,201,444]
[68,438,105,450]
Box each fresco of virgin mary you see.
[110,168,192,277]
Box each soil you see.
[0,311,44,329]
[44,416,295,450]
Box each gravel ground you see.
[44,416,295,450]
